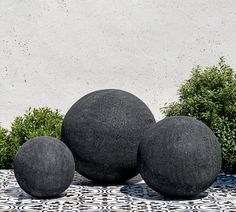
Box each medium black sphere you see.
[61,89,155,183]
[14,136,75,198]
[138,116,222,198]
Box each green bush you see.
[0,127,19,169]
[10,107,64,145]
[162,57,236,174]
[0,107,64,169]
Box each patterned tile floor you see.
[0,170,236,211]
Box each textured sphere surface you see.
[138,116,222,198]
[61,89,155,183]
[14,136,75,198]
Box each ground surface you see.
[0,170,235,211]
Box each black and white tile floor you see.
[0,170,236,211]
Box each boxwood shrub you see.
[0,127,19,169]
[0,107,64,169]
[162,57,236,174]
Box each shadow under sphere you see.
[61,89,155,183]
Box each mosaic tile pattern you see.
[0,170,236,211]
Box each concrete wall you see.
[1,0,236,129]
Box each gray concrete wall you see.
[1,0,236,129]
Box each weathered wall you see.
[1,0,236,128]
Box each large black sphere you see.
[14,136,75,198]
[138,116,222,198]
[61,89,155,183]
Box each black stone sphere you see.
[61,89,155,183]
[138,116,222,198]
[14,136,75,198]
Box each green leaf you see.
[161,57,236,173]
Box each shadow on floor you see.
[212,174,236,191]
[120,174,236,201]
[4,187,66,200]
[71,173,143,187]
[119,183,208,201]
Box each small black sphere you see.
[61,89,155,183]
[14,136,75,198]
[138,116,222,198]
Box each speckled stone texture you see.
[14,136,75,198]
[2,1,236,130]
[138,116,222,198]
[61,89,155,183]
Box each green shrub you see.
[0,127,19,169]
[162,57,236,173]
[0,107,64,169]
[10,107,64,146]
